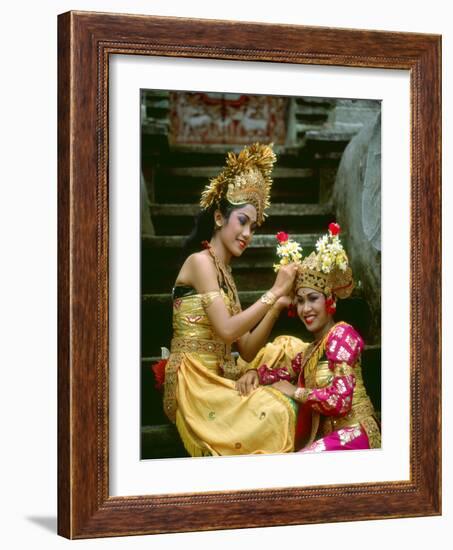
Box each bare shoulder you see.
[176,251,218,292]
[184,251,216,274]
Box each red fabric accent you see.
[291,352,302,376]
[295,402,313,450]
[257,364,291,385]
[275,368,291,381]
[257,364,278,385]
[151,359,168,392]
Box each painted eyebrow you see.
[239,213,257,225]
[239,212,256,223]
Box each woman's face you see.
[296,287,332,336]
[218,204,258,257]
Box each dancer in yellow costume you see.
[163,143,306,456]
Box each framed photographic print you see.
[139,88,382,462]
[58,11,441,538]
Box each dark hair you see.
[179,199,248,264]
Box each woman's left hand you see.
[271,380,297,398]
[235,370,259,396]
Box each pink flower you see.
[328,222,341,236]
[276,231,289,243]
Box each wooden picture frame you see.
[58,10,441,538]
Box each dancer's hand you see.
[275,295,293,311]
[271,263,298,298]
[235,370,259,396]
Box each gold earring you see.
[216,221,223,228]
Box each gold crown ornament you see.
[199,142,276,225]
[296,223,354,299]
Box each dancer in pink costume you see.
[240,223,381,452]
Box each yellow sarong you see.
[163,291,305,456]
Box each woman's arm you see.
[294,365,356,416]
[182,253,297,345]
[271,324,364,415]
[271,364,356,417]
[236,296,291,362]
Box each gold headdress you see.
[199,142,276,225]
[296,223,354,299]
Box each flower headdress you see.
[273,231,303,271]
[199,142,276,225]
[296,223,354,301]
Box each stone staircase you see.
[140,92,381,459]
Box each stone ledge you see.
[148,203,333,217]
[157,166,315,178]
[142,233,318,249]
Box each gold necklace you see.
[301,322,343,386]
[205,243,241,314]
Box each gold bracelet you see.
[294,387,309,403]
[260,290,277,306]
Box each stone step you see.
[302,130,356,163]
[295,107,330,125]
[141,424,188,459]
[153,179,320,205]
[157,166,315,179]
[143,97,170,109]
[149,202,332,217]
[142,120,170,135]
[151,143,312,157]
[294,96,335,108]
[148,203,333,236]
[142,90,170,101]
[295,105,330,116]
[296,123,327,134]
[142,233,318,249]
[306,129,358,142]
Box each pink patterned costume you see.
[257,323,381,452]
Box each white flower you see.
[316,231,348,274]
[275,236,303,269]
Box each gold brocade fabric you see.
[163,290,297,456]
[235,326,381,450]
[237,335,308,377]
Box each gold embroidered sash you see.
[171,336,228,357]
